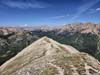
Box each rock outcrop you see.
[0,37,100,75]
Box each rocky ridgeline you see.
[0,37,100,75]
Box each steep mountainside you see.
[0,37,100,75]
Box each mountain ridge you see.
[0,23,100,66]
[0,37,100,75]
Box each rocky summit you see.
[0,37,100,75]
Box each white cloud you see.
[47,15,70,20]
[96,8,100,11]
[87,8,100,13]
[71,0,100,20]
[24,24,28,27]
[1,0,50,9]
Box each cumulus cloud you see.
[0,0,50,9]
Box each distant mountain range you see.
[0,23,100,34]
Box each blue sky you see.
[0,0,100,26]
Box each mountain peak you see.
[0,37,100,75]
[37,36,51,43]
